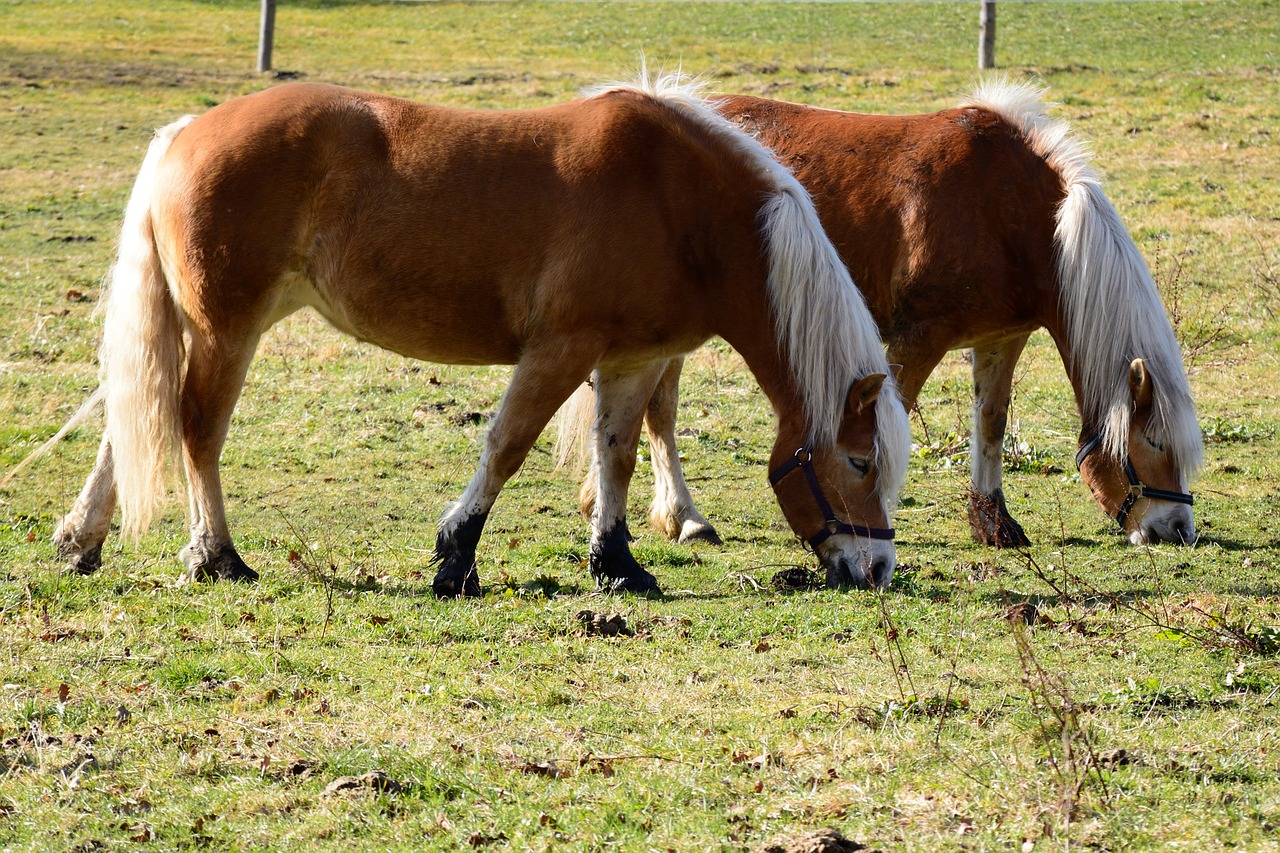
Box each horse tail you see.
[100,115,197,539]
[553,382,596,470]
[963,77,1203,477]
[0,387,105,489]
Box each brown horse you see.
[45,75,912,595]
[568,80,1202,549]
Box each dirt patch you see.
[321,770,403,799]
[759,827,873,853]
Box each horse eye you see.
[1143,434,1165,452]
[847,456,871,475]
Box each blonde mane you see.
[588,68,910,510]
[963,77,1202,477]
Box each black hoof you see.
[592,567,662,595]
[64,546,103,576]
[54,528,104,576]
[590,521,662,594]
[968,491,1032,549]
[590,550,662,595]
[432,565,482,598]
[183,544,260,583]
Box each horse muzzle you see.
[820,535,895,590]
[1130,503,1197,546]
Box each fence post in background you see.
[979,0,996,69]
[258,0,277,73]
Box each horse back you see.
[151,83,772,366]
[716,94,1066,351]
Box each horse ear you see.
[888,363,903,382]
[1128,358,1153,412]
[847,374,887,416]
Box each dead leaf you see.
[467,832,508,848]
[58,683,70,703]
[519,760,566,778]
[321,770,403,798]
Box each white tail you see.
[0,387,105,489]
[100,116,196,538]
[553,383,596,471]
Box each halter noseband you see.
[768,444,894,550]
[1074,434,1194,530]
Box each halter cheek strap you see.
[1075,434,1194,530]
[768,444,894,550]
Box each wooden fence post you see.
[258,0,277,73]
[979,0,996,69]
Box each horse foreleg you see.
[433,349,597,598]
[179,337,260,582]
[590,363,668,594]
[968,334,1032,548]
[644,357,722,546]
[53,435,117,575]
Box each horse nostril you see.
[1173,521,1197,546]
[869,558,893,590]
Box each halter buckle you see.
[1077,432,1194,531]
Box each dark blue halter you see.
[769,444,894,550]
[1075,434,1194,530]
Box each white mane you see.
[962,77,1203,477]
[586,67,911,511]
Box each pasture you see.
[1,1,1278,849]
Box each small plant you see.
[1153,245,1237,368]
[1201,416,1271,444]
[1093,676,1217,715]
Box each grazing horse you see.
[569,80,1202,549]
[47,76,911,595]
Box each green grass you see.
[2,1,1279,850]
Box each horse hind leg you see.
[644,357,722,546]
[53,435,117,575]
[967,334,1032,548]
[178,334,261,582]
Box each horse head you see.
[1077,358,1197,545]
[770,374,904,590]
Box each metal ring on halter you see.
[1075,434,1194,530]
[768,443,894,550]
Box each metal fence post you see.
[258,0,277,73]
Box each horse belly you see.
[289,271,524,365]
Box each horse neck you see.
[717,295,811,456]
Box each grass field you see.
[1,1,1278,850]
